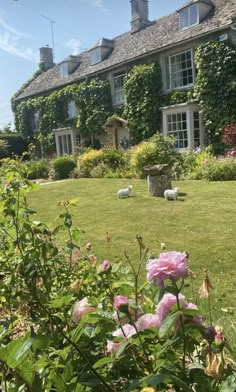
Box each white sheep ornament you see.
[164,187,180,201]
[117,185,133,199]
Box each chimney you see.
[130,0,150,33]
[39,47,54,71]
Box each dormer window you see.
[180,3,199,30]
[59,62,68,78]
[89,38,114,65]
[90,47,101,65]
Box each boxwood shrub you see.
[52,156,76,179]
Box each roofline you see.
[14,22,232,103]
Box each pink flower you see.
[113,323,136,339]
[156,293,186,326]
[106,340,124,353]
[72,297,95,323]
[146,251,188,287]
[99,259,111,272]
[113,311,129,325]
[136,314,160,331]
[114,295,128,310]
[184,302,203,325]
[86,242,92,250]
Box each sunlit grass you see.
[28,178,236,351]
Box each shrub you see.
[27,159,49,179]
[178,147,213,179]
[78,148,130,178]
[199,156,236,181]
[0,134,28,158]
[52,156,76,179]
[130,133,178,177]
[78,149,104,177]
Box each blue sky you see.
[0,0,185,129]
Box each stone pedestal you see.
[144,164,172,197]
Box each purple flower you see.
[204,326,216,342]
[146,251,188,287]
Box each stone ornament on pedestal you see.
[144,164,172,197]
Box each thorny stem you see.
[173,281,186,373]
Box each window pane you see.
[166,112,188,149]
[190,4,198,25]
[90,48,101,65]
[180,8,188,29]
[113,74,126,104]
[170,50,193,89]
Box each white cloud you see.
[0,17,38,62]
[65,38,81,55]
[80,0,109,12]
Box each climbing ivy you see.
[14,78,113,151]
[164,88,194,106]
[194,40,236,153]
[124,63,162,144]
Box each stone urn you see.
[143,164,172,197]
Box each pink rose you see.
[99,259,111,272]
[86,242,92,250]
[183,302,203,325]
[156,293,186,327]
[136,314,160,331]
[114,295,128,310]
[113,311,129,325]
[106,340,124,353]
[72,297,95,323]
[146,251,188,287]
[113,323,136,339]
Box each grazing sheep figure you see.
[117,185,133,199]
[164,187,179,200]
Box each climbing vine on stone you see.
[194,40,236,153]
[124,63,162,144]
[13,78,113,150]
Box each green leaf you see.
[158,311,181,339]
[93,357,116,369]
[78,372,102,387]
[219,375,236,392]
[48,294,74,308]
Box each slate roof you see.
[15,0,236,102]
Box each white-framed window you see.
[90,47,101,65]
[58,134,72,155]
[67,101,77,119]
[113,73,126,105]
[166,50,194,90]
[59,62,68,78]
[167,112,188,149]
[162,103,203,151]
[179,4,199,30]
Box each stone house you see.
[14,0,236,156]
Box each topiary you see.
[52,156,76,179]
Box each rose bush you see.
[0,157,235,391]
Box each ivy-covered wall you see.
[13,39,236,154]
[194,40,236,153]
[124,63,162,144]
[14,79,113,152]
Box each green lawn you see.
[28,178,236,344]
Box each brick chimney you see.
[130,0,150,33]
[39,47,54,71]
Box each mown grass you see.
[28,178,236,350]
